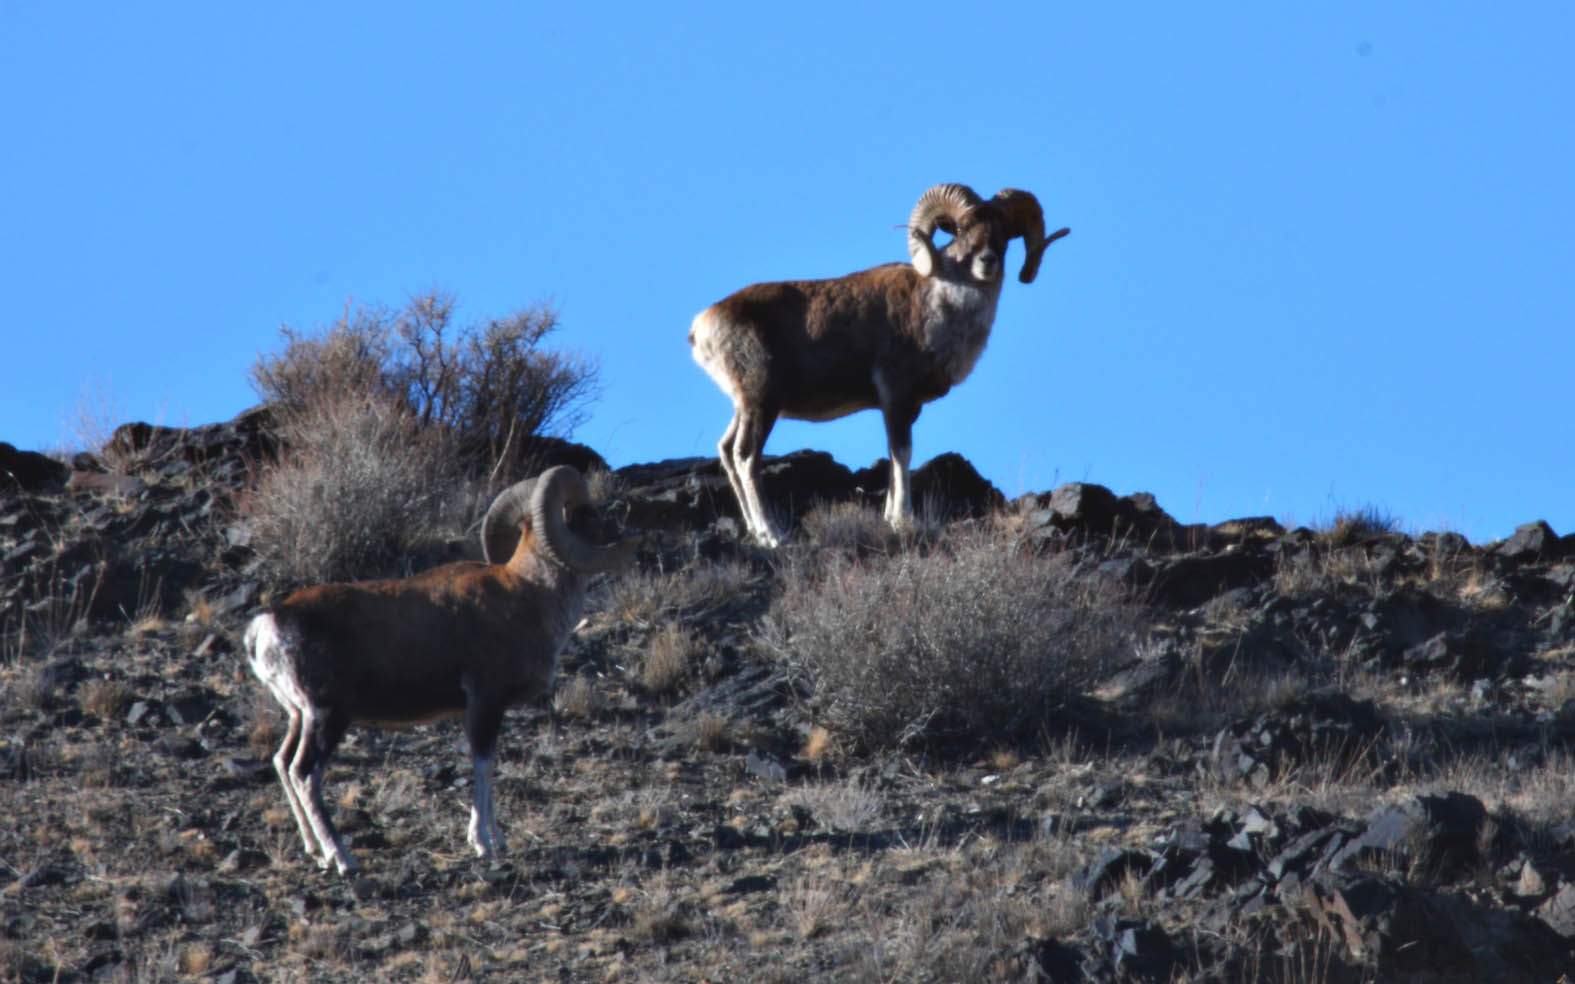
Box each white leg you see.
[721,407,782,547]
[269,704,323,864]
[885,440,914,531]
[734,448,782,548]
[290,707,357,875]
[467,754,506,858]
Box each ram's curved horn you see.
[530,466,636,574]
[990,188,1066,284]
[481,477,535,564]
[907,183,983,278]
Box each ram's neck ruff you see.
[922,275,1001,387]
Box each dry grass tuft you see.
[639,623,697,695]
[77,677,133,720]
[553,675,602,720]
[798,499,903,555]
[781,778,884,833]
[601,558,758,626]
[689,711,731,752]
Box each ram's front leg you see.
[464,694,509,858]
[878,393,921,531]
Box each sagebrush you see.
[241,393,456,588]
[251,290,597,480]
[244,291,597,587]
[766,524,1142,750]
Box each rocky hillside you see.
[4,412,1575,982]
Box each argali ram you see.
[244,465,636,874]
[688,182,1068,546]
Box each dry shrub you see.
[601,558,757,625]
[799,499,903,555]
[766,524,1141,751]
[251,291,597,483]
[245,290,600,586]
[781,778,884,832]
[242,393,455,588]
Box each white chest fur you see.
[921,278,1001,386]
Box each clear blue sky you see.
[4,3,1571,543]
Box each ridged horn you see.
[481,477,537,564]
[907,183,983,278]
[529,466,637,574]
[989,188,1066,284]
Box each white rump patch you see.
[689,308,744,404]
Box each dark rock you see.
[1535,881,1575,938]
[712,824,747,850]
[106,407,278,470]
[1024,938,1085,983]
[511,435,608,477]
[65,472,146,498]
[1077,848,1152,900]
[1150,550,1275,608]
[156,734,206,760]
[1209,516,1286,542]
[1088,917,1179,982]
[1045,482,1122,532]
[1495,521,1564,563]
[1210,691,1385,791]
[613,456,740,530]
[1328,793,1488,880]
[851,452,1004,520]
[0,442,69,492]
[1399,626,1501,681]
[165,693,214,726]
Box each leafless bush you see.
[798,499,904,555]
[251,290,597,483]
[243,291,600,586]
[764,524,1142,751]
[240,392,456,588]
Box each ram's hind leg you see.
[249,615,341,869]
[288,705,356,874]
[264,688,324,865]
[716,413,750,532]
[723,404,782,547]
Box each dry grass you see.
[553,674,602,720]
[600,558,758,625]
[798,499,905,555]
[780,777,885,833]
[638,623,696,695]
[77,676,133,720]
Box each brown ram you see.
[689,183,1068,546]
[244,465,635,874]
